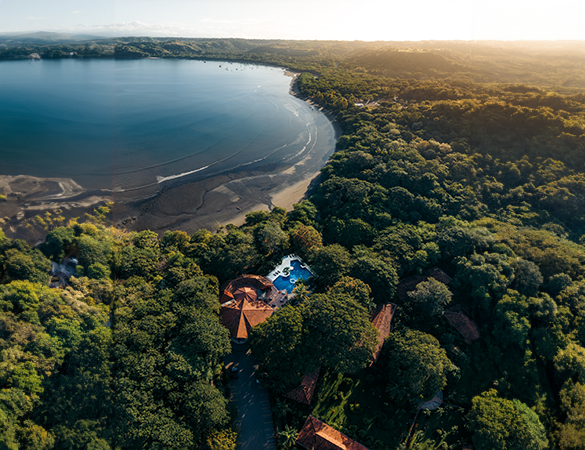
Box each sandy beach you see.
[0,75,340,242]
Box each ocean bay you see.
[0,58,336,198]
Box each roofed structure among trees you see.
[219,274,278,304]
[284,367,321,405]
[396,267,452,301]
[370,303,397,364]
[220,297,274,341]
[296,415,370,450]
[444,304,480,343]
[219,274,282,341]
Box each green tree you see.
[437,225,492,261]
[173,277,220,314]
[511,258,543,297]
[249,305,307,390]
[407,278,452,317]
[559,380,585,449]
[257,221,289,256]
[285,200,318,227]
[289,224,322,257]
[466,389,548,450]
[383,329,452,401]
[41,226,76,261]
[87,263,111,280]
[329,276,373,310]
[182,383,230,441]
[493,291,533,350]
[278,425,299,449]
[3,248,51,285]
[454,253,514,315]
[350,255,398,303]
[75,232,112,270]
[206,428,237,450]
[0,280,42,314]
[303,293,378,373]
[309,244,353,289]
[554,341,585,384]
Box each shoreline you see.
[0,71,340,242]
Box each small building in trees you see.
[220,295,274,343]
[219,274,280,342]
[396,267,452,301]
[370,303,397,364]
[283,367,321,405]
[444,304,480,343]
[296,415,370,450]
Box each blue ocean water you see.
[0,58,332,193]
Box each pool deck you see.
[266,254,315,299]
[267,254,315,281]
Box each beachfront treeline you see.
[2,38,585,449]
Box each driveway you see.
[225,343,277,450]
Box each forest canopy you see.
[3,37,585,449]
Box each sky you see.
[0,0,583,41]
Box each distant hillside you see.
[2,35,585,91]
[0,31,104,47]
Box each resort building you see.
[219,274,280,342]
[296,415,370,450]
[220,295,273,342]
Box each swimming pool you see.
[272,259,313,294]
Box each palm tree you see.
[278,425,298,450]
[292,279,310,305]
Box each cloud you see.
[71,11,81,15]
[55,21,200,37]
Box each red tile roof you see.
[444,304,480,343]
[220,298,273,340]
[222,274,274,293]
[220,274,280,306]
[296,416,369,450]
[284,367,321,405]
[233,286,258,303]
[370,303,396,363]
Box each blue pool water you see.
[272,260,313,294]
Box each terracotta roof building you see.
[219,274,281,305]
[220,298,273,341]
[284,367,321,405]
[444,304,480,343]
[370,303,397,364]
[296,416,369,450]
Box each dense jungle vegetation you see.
[3,37,585,449]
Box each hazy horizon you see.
[1,0,584,42]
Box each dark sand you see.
[0,74,340,242]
